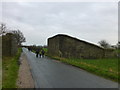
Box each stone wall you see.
[48,35,60,57]
[0,36,2,58]
[2,33,18,57]
[104,49,116,58]
[48,34,114,59]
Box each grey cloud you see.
[1,2,118,45]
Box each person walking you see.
[41,49,45,58]
[39,50,42,58]
[35,49,39,58]
[28,47,31,51]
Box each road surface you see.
[23,48,118,88]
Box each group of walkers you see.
[35,49,45,58]
[28,47,31,51]
[28,47,45,58]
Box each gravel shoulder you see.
[17,52,35,88]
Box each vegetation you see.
[115,49,120,53]
[26,45,48,55]
[0,23,26,46]
[49,56,119,82]
[2,48,22,88]
[43,48,48,55]
[11,30,26,46]
[0,23,6,35]
[98,40,111,49]
[117,42,120,49]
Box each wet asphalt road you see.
[23,48,118,88]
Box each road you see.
[23,48,118,88]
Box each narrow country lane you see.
[23,48,118,88]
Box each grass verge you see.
[48,56,119,83]
[2,48,22,88]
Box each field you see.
[2,48,22,88]
[51,56,119,82]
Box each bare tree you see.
[0,23,6,35]
[98,40,111,49]
[12,30,26,46]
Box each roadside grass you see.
[49,56,119,82]
[2,48,22,88]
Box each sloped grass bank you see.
[49,56,119,83]
[2,48,22,88]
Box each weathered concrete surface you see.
[0,36,2,89]
[48,34,115,59]
[17,52,35,88]
[23,48,118,88]
[2,33,18,57]
[48,34,104,59]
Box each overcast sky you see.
[1,1,118,46]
